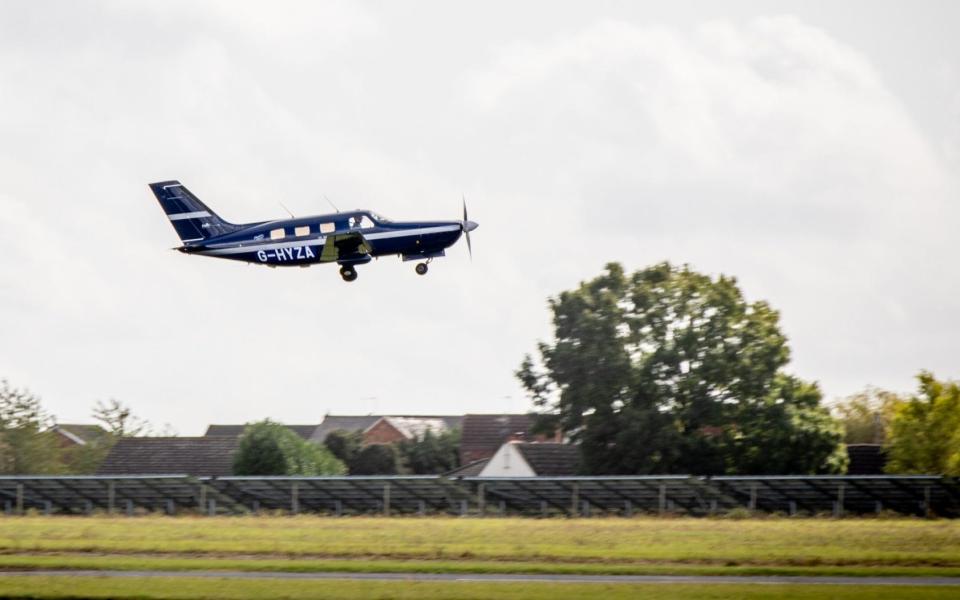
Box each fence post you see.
[582,500,590,517]
[383,483,391,517]
[107,481,116,515]
[198,484,206,513]
[571,483,580,517]
[85,500,93,515]
[924,486,932,518]
[789,501,797,517]
[208,499,216,516]
[835,483,845,518]
[624,500,633,518]
[477,483,486,516]
[540,500,548,518]
[126,499,134,517]
[44,500,52,516]
[291,482,299,515]
[335,500,342,517]
[459,499,467,517]
[659,484,667,515]
[166,499,175,516]
[499,500,506,517]
[418,500,426,516]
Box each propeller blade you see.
[462,195,473,261]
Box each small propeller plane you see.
[149,180,478,282]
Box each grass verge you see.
[0,576,957,600]
[1,553,959,578]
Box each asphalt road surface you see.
[1,571,958,586]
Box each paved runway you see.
[1,570,958,586]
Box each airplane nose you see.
[464,220,479,232]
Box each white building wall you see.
[478,442,536,477]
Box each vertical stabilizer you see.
[148,180,239,244]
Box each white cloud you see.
[464,16,959,396]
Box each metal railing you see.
[1,474,957,517]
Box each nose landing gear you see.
[339,265,358,282]
[415,262,429,276]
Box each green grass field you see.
[0,516,957,599]
[0,515,957,577]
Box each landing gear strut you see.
[340,265,358,282]
[415,262,429,276]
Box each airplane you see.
[149,180,478,282]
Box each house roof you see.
[445,458,490,478]
[97,437,240,477]
[460,414,534,457]
[311,415,463,443]
[310,416,382,442]
[53,424,108,445]
[378,417,452,440]
[515,443,580,476]
[204,424,319,439]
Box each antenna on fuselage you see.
[278,201,296,219]
[324,195,341,213]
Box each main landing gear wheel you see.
[339,265,358,282]
[415,262,429,276]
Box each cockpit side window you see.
[351,215,374,229]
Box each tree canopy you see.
[398,428,460,474]
[350,443,400,475]
[831,388,903,445]
[0,380,63,474]
[517,262,846,475]
[233,420,346,476]
[885,372,960,475]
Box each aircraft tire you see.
[340,266,358,282]
[415,263,428,275]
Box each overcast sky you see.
[1,1,957,434]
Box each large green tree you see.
[517,262,845,475]
[233,420,346,476]
[885,372,960,475]
[0,380,63,474]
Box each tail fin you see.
[148,180,240,244]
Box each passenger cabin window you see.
[319,222,335,234]
[270,228,285,240]
[294,225,310,237]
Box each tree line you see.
[231,420,460,476]
[0,383,166,475]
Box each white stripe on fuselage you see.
[168,211,212,221]
[196,224,460,256]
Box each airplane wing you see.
[320,232,372,262]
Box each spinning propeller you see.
[461,196,479,260]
